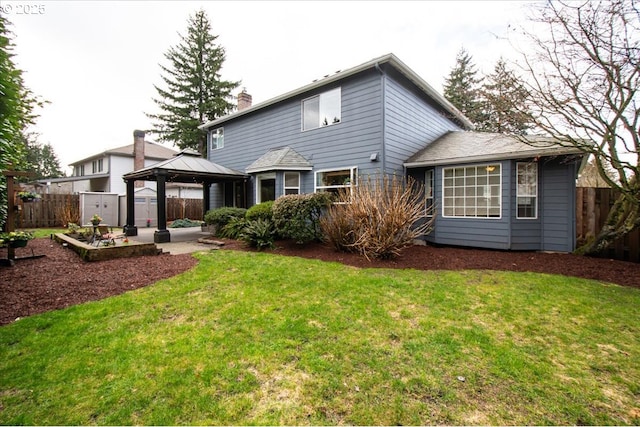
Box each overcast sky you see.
[6,0,533,174]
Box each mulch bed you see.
[1,237,639,326]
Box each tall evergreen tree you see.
[477,58,532,135]
[147,9,240,155]
[0,15,40,230]
[23,133,65,179]
[443,48,483,125]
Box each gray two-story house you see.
[199,53,585,252]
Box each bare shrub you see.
[56,195,80,227]
[320,174,434,260]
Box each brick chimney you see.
[237,88,252,111]
[133,129,145,188]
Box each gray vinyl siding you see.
[207,70,384,208]
[411,158,578,252]
[427,162,512,250]
[384,68,463,174]
[540,159,577,252]
[510,160,542,250]
[510,158,577,252]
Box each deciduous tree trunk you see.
[577,191,640,255]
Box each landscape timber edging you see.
[53,233,161,262]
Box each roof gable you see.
[405,131,585,167]
[70,141,178,166]
[200,53,473,131]
[246,147,313,174]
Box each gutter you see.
[404,147,585,168]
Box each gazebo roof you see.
[122,149,247,183]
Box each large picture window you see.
[517,162,538,219]
[211,127,224,150]
[315,167,357,196]
[303,87,341,131]
[442,164,501,218]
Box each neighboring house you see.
[40,131,201,197]
[199,53,585,252]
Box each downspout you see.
[374,62,386,174]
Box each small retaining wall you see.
[53,233,160,262]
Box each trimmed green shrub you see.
[240,219,276,250]
[169,218,203,228]
[204,207,247,235]
[246,200,274,222]
[272,193,333,244]
[219,217,248,239]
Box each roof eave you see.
[123,168,247,182]
[199,53,473,131]
[245,165,313,174]
[404,147,585,168]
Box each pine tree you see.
[23,133,65,179]
[147,9,240,155]
[477,58,532,135]
[443,48,483,125]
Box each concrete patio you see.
[129,226,219,255]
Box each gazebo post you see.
[203,181,211,221]
[154,171,170,243]
[123,179,138,236]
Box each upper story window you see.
[92,159,103,173]
[75,165,85,177]
[442,164,501,218]
[211,127,224,150]
[302,87,341,131]
[516,162,538,219]
[315,167,357,196]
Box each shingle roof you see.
[404,131,585,167]
[246,147,313,173]
[106,141,178,159]
[70,141,178,165]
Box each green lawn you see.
[1,250,639,425]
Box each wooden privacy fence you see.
[17,194,80,228]
[576,187,640,263]
[166,198,203,221]
[15,195,203,228]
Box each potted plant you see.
[91,213,102,226]
[0,231,35,248]
[17,191,40,202]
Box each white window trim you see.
[516,162,538,220]
[301,87,342,132]
[256,172,276,204]
[314,167,358,194]
[441,163,502,220]
[211,127,224,150]
[283,171,300,195]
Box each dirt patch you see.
[1,237,639,326]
